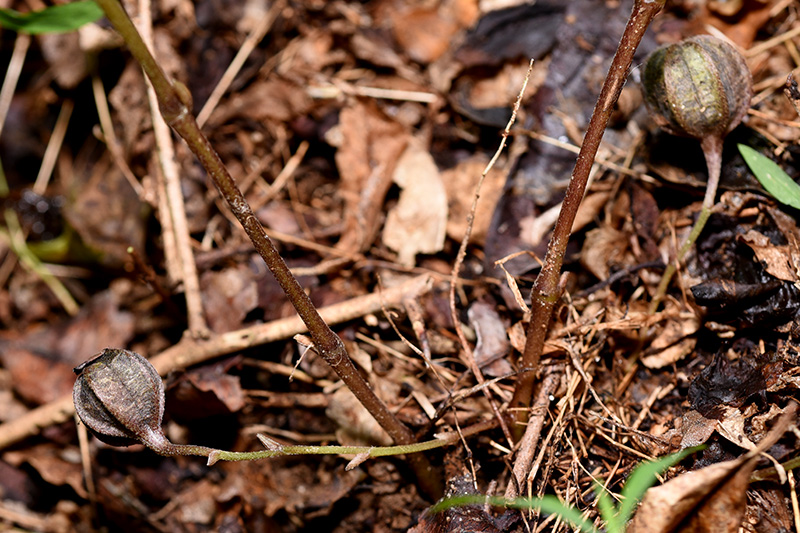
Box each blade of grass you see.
[433,494,597,533]
[738,144,800,210]
[0,1,103,34]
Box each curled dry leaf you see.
[628,404,797,533]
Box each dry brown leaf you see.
[641,311,700,369]
[383,140,448,265]
[467,301,513,377]
[628,404,796,533]
[581,224,629,280]
[332,101,410,254]
[200,265,258,334]
[442,155,505,246]
[738,229,798,283]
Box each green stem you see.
[648,206,711,313]
[751,454,800,483]
[207,436,455,466]
[94,0,441,497]
[511,0,665,413]
[649,135,722,313]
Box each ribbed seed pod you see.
[73,348,172,452]
[642,35,751,141]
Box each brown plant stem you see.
[94,0,441,497]
[510,0,665,413]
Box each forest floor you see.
[1,0,800,531]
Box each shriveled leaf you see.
[738,144,800,210]
[0,1,103,34]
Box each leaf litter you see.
[1,0,800,531]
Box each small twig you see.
[511,0,665,412]
[33,99,73,195]
[137,0,209,338]
[448,59,534,449]
[0,33,30,139]
[196,1,283,127]
[505,367,561,499]
[90,70,143,196]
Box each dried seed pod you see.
[642,34,752,142]
[642,35,753,312]
[73,348,210,456]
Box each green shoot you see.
[738,144,800,210]
[0,1,103,34]
[433,446,704,533]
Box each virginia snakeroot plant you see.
[73,349,458,466]
[642,35,753,311]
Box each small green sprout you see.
[433,446,704,533]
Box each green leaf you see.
[617,445,705,525]
[433,494,597,532]
[738,144,800,210]
[595,485,623,533]
[0,1,103,34]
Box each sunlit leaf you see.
[0,1,103,34]
[738,144,800,210]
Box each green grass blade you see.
[433,494,596,532]
[0,1,103,34]
[616,445,705,525]
[738,144,800,210]
[595,484,623,533]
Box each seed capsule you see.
[73,349,174,453]
[642,34,751,141]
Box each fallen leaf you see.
[628,404,796,533]
[738,229,798,283]
[383,140,448,265]
[467,301,512,377]
[332,101,410,254]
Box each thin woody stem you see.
[510,0,665,413]
[94,0,441,497]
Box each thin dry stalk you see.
[0,33,30,139]
[448,59,534,448]
[33,100,73,194]
[196,1,283,127]
[137,0,209,337]
[511,0,665,414]
[505,367,561,499]
[90,71,143,195]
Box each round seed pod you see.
[73,348,170,451]
[641,34,752,141]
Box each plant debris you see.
[1,0,800,531]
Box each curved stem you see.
[649,135,722,313]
